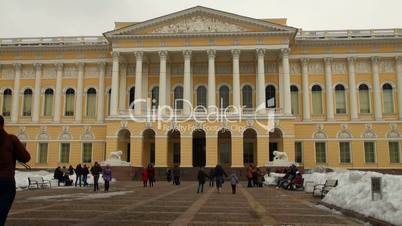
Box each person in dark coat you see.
[141,167,148,187]
[82,164,89,186]
[53,166,63,186]
[74,164,83,187]
[63,172,73,186]
[172,165,181,185]
[0,116,31,226]
[197,167,208,193]
[68,165,74,175]
[246,164,254,187]
[90,162,102,192]
[214,164,227,193]
[147,164,155,187]
[166,168,172,182]
[208,168,215,187]
[102,165,112,192]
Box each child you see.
[229,172,239,194]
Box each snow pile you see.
[263,173,285,186]
[303,170,402,226]
[15,170,115,189]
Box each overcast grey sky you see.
[0,0,401,38]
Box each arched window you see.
[335,84,346,114]
[129,86,135,109]
[44,89,54,116]
[2,89,12,116]
[196,86,207,108]
[151,86,159,109]
[290,85,299,114]
[312,85,323,114]
[22,89,33,116]
[242,85,253,109]
[219,85,229,108]
[359,84,370,113]
[265,85,276,108]
[65,88,75,116]
[174,86,183,110]
[383,83,394,113]
[86,88,97,117]
[107,89,112,115]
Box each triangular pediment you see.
[105,6,297,37]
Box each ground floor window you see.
[82,143,92,163]
[38,143,48,164]
[315,142,326,163]
[339,142,351,163]
[364,142,376,163]
[295,142,303,164]
[389,142,400,163]
[60,143,70,163]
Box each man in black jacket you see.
[0,115,31,226]
[90,162,102,191]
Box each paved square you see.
[6,182,365,226]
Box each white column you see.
[158,51,167,108]
[75,63,84,122]
[183,50,192,113]
[256,49,266,107]
[348,57,359,120]
[371,56,382,120]
[32,63,42,122]
[97,62,106,122]
[396,56,402,120]
[119,63,127,111]
[110,51,120,116]
[232,49,241,110]
[207,50,216,109]
[281,48,291,115]
[301,58,310,121]
[11,63,22,123]
[324,58,334,120]
[278,62,284,110]
[54,63,63,122]
[134,52,143,114]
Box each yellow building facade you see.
[1,6,402,171]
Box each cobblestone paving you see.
[6,182,366,226]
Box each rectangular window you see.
[295,142,303,163]
[364,142,376,163]
[389,142,400,163]
[359,90,370,113]
[65,94,75,116]
[336,91,346,114]
[82,143,92,163]
[60,143,70,163]
[312,91,322,114]
[291,91,299,115]
[339,142,351,163]
[315,142,326,163]
[38,143,48,164]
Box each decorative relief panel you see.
[64,65,77,78]
[362,124,377,138]
[22,66,35,79]
[265,63,278,74]
[356,60,371,73]
[85,65,99,78]
[192,64,208,74]
[126,64,136,76]
[105,65,113,77]
[1,67,14,80]
[43,66,56,79]
[150,15,248,33]
[171,65,184,75]
[290,63,301,75]
[308,62,324,74]
[240,63,255,74]
[379,60,395,73]
[331,62,346,74]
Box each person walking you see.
[166,168,172,183]
[214,164,227,193]
[173,165,181,185]
[197,167,207,193]
[90,162,102,192]
[74,164,83,187]
[256,168,263,187]
[53,166,63,186]
[141,167,149,187]
[147,164,155,187]
[229,172,239,194]
[82,164,89,186]
[0,115,31,226]
[102,165,112,192]
[246,164,254,187]
[208,168,215,187]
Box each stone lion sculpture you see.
[273,151,288,161]
[109,150,123,160]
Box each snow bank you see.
[263,173,285,186]
[303,170,402,226]
[15,170,115,189]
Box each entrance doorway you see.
[218,129,231,166]
[142,129,155,165]
[269,128,283,161]
[192,129,206,167]
[117,129,131,162]
[168,129,181,166]
[243,128,257,165]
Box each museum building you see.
[1,6,402,171]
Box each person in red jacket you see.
[0,115,31,226]
[141,167,149,187]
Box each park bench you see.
[28,177,52,189]
[312,179,338,198]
